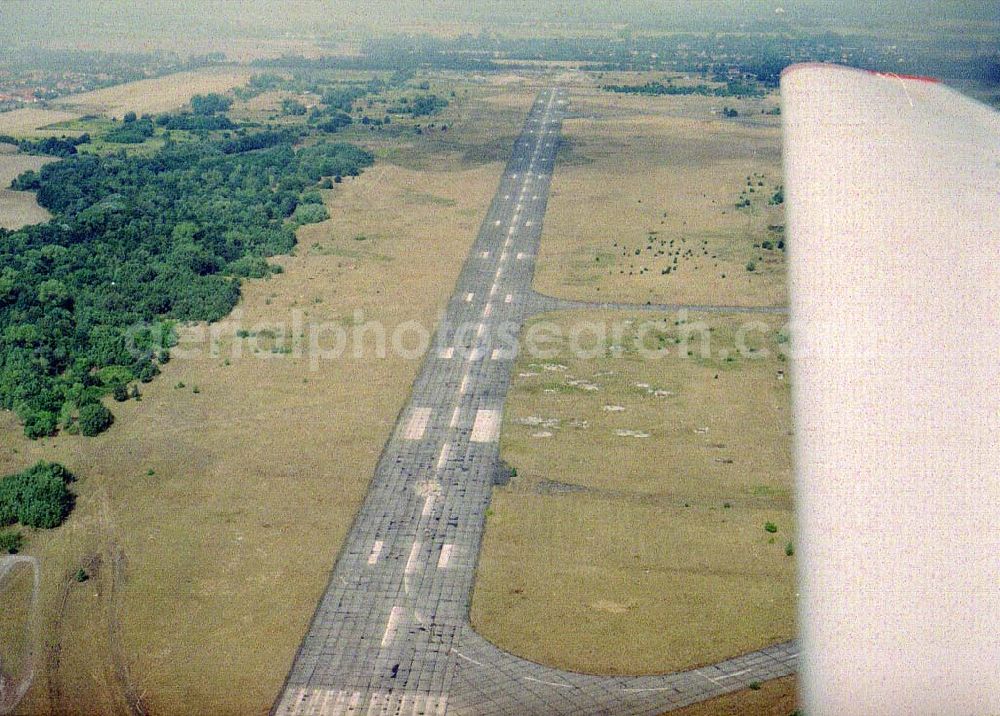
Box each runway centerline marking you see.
[381,606,404,648]
[438,544,454,569]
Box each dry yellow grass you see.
[0,108,81,137]
[0,150,505,714]
[52,67,252,117]
[0,560,36,687]
[471,310,795,675]
[0,147,53,229]
[535,83,787,307]
[666,677,797,716]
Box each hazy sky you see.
[1,1,997,57]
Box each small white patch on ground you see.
[615,429,651,438]
[603,405,626,412]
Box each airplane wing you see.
[782,64,1000,715]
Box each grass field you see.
[0,146,53,229]
[51,67,252,118]
[534,77,787,307]
[0,560,36,699]
[0,78,511,715]
[667,677,797,716]
[471,309,795,675]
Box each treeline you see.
[1,131,373,438]
[603,80,764,98]
[2,134,91,158]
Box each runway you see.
[273,88,796,716]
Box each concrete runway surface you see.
[273,88,796,716]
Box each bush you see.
[291,203,329,226]
[0,530,22,554]
[764,521,778,533]
[23,411,58,439]
[746,260,757,272]
[785,541,794,556]
[112,383,129,402]
[78,403,114,437]
[0,462,75,529]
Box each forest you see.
[1,128,373,438]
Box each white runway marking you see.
[438,544,454,569]
[464,292,473,302]
[404,408,431,440]
[436,443,451,469]
[517,252,527,260]
[381,606,404,647]
[460,375,469,394]
[450,406,461,427]
[494,220,501,226]
[470,409,501,442]
[439,346,454,359]
[491,348,504,361]
[368,540,384,565]
[483,303,493,317]
[526,220,533,227]
[481,251,489,259]
[404,541,422,575]
[505,293,513,303]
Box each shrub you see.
[291,203,329,226]
[746,260,757,272]
[0,462,75,529]
[0,530,22,554]
[785,541,795,556]
[78,403,114,437]
[23,411,58,439]
[74,568,89,582]
[764,521,778,533]
[112,383,129,402]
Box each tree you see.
[78,403,114,436]
[0,462,75,529]
[191,93,233,115]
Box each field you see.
[0,108,81,137]
[51,67,252,118]
[471,309,796,675]
[669,677,797,716]
[534,77,787,307]
[0,145,53,229]
[0,77,515,715]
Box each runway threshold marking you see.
[470,409,501,442]
[368,540,384,565]
[403,408,431,440]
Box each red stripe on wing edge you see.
[780,62,940,84]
